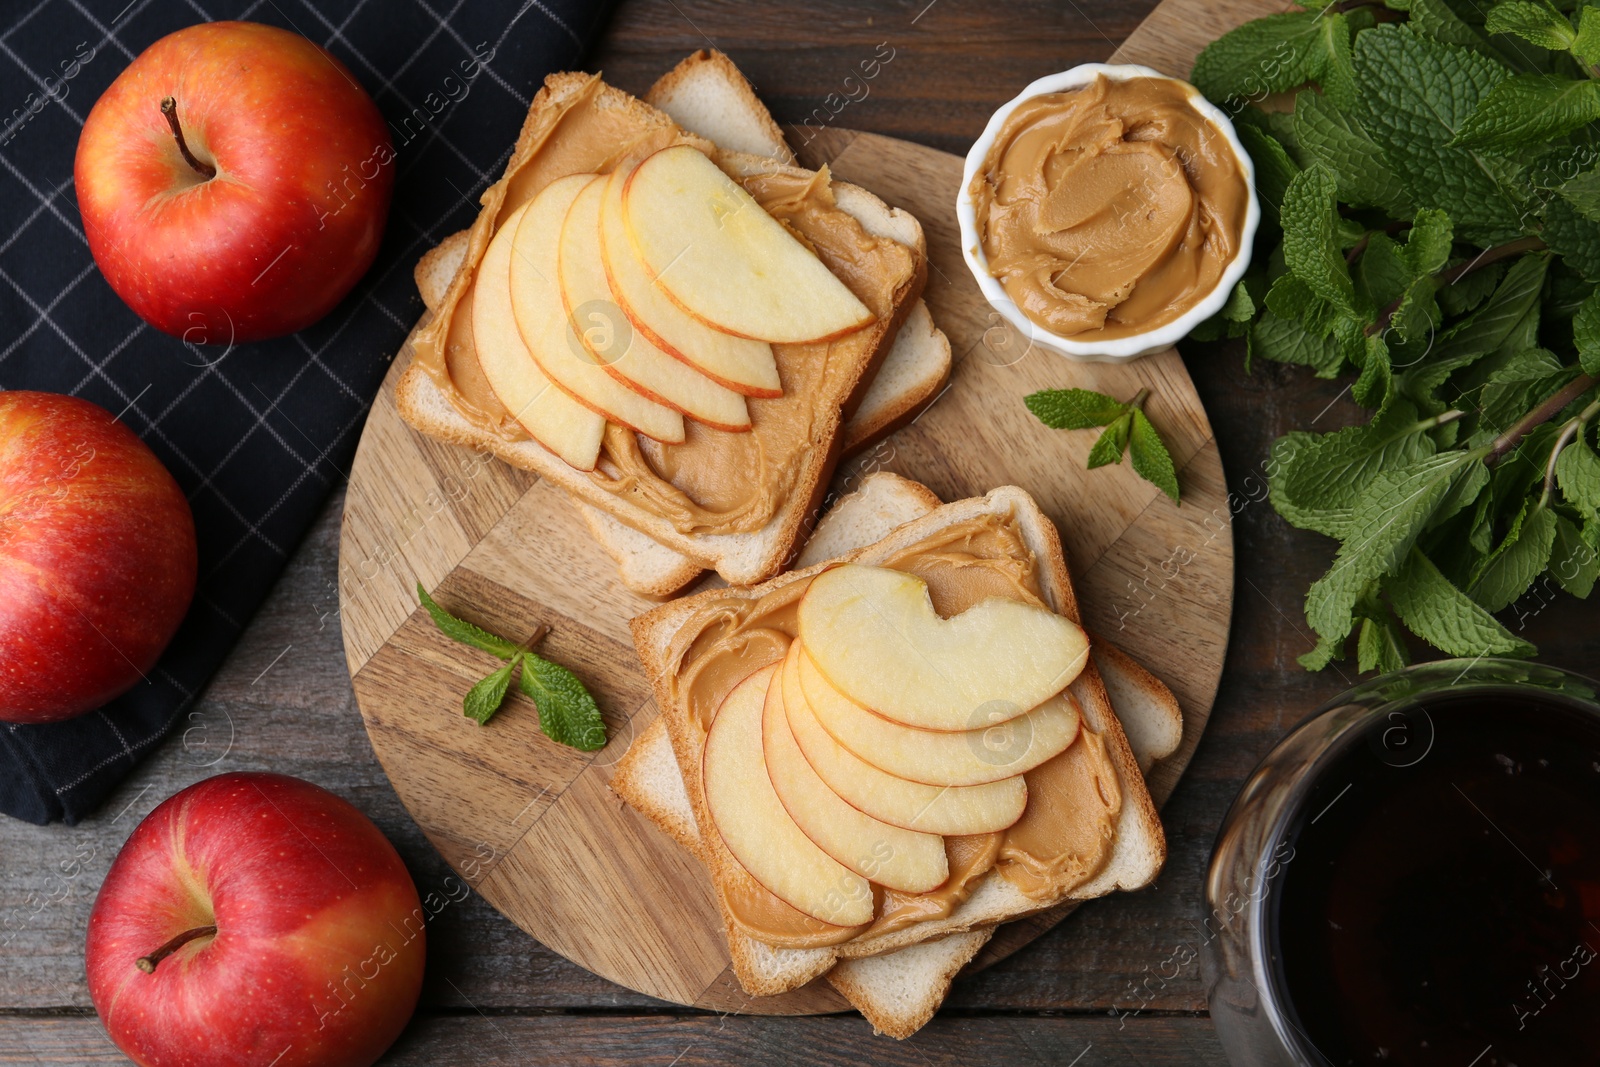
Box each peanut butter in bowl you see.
[959,63,1259,362]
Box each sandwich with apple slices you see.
[621,482,1171,1034]
[395,53,944,588]
[614,472,1182,1037]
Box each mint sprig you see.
[1190,6,1600,671]
[416,584,607,750]
[1026,387,1180,503]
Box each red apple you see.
[87,773,426,1067]
[75,21,394,344]
[0,391,196,724]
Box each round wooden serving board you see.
[337,4,1258,1011]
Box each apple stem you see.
[159,97,216,180]
[135,924,217,973]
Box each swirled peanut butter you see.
[969,74,1247,340]
[410,75,917,539]
[663,510,1122,948]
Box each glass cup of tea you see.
[1202,658,1600,1067]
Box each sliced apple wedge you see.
[509,174,685,443]
[559,178,752,431]
[764,643,948,893]
[622,145,874,344]
[599,171,781,398]
[703,663,873,927]
[798,563,1090,731]
[780,642,1027,835]
[471,200,605,470]
[797,647,1080,787]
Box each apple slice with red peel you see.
[797,647,1080,787]
[764,643,948,892]
[798,563,1090,731]
[704,663,873,927]
[599,170,781,398]
[473,199,605,470]
[780,641,1027,835]
[509,174,685,443]
[622,145,874,344]
[559,178,751,431]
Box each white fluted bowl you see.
[957,63,1260,363]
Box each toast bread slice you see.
[611,472,1182,1037]
[1092,639,1182,774]
[626,486,1167,1001]
[793,471,944,568]
[396,70,927,586]
[644,49,796,163]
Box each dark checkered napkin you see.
[0,0,614,824]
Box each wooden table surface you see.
[5,2,1599,1064]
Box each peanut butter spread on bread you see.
[411,75,919,537]
[666,510,1122,948]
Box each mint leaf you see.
[464,663,515,725]
[1306,452,1477,644]
[1559,164,1600,223]
[1219,279,1258,323]
[1025,389,1126,430]
[1409,0,1505,60]
[1266,272,1340,336]
[1556,429,1600,511]
[1575,6,1600,65]
[1470,501,1558,611]
[1087,413,1132,469]
[1452,75,1600,152]
[520,652,607,751]
[1552,514,1600,597]
[1251,311,1345,376]
[1282,165,1359,311]
[1129,410,1180,503]
[1574,286,1600,375]
[1442,453,1493,533]
[418,583,522,660]
[418,582,604,749]
[1390,277,1444,345]
[1353,24,1528,244]
[1389,548,1537,656]
[1541,195,1600,283]
[1403,253,1549,404]
[1293,90,1412,215]
[1270,402,1439,537]
[1191,11,1353,109]
[1299,631,1346,672]
[1236,125,1299,226]
[1237,106,1303,156]
[1477,348,1578,432]
[1352,328,1394,407]
[1403,209,1455,276]
[1356,611,1410,673]
[1359,234,1412,310]
[1483,1,1577,52]
[1438,259,1506,317]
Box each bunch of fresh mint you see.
[1189,0,1600,671]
